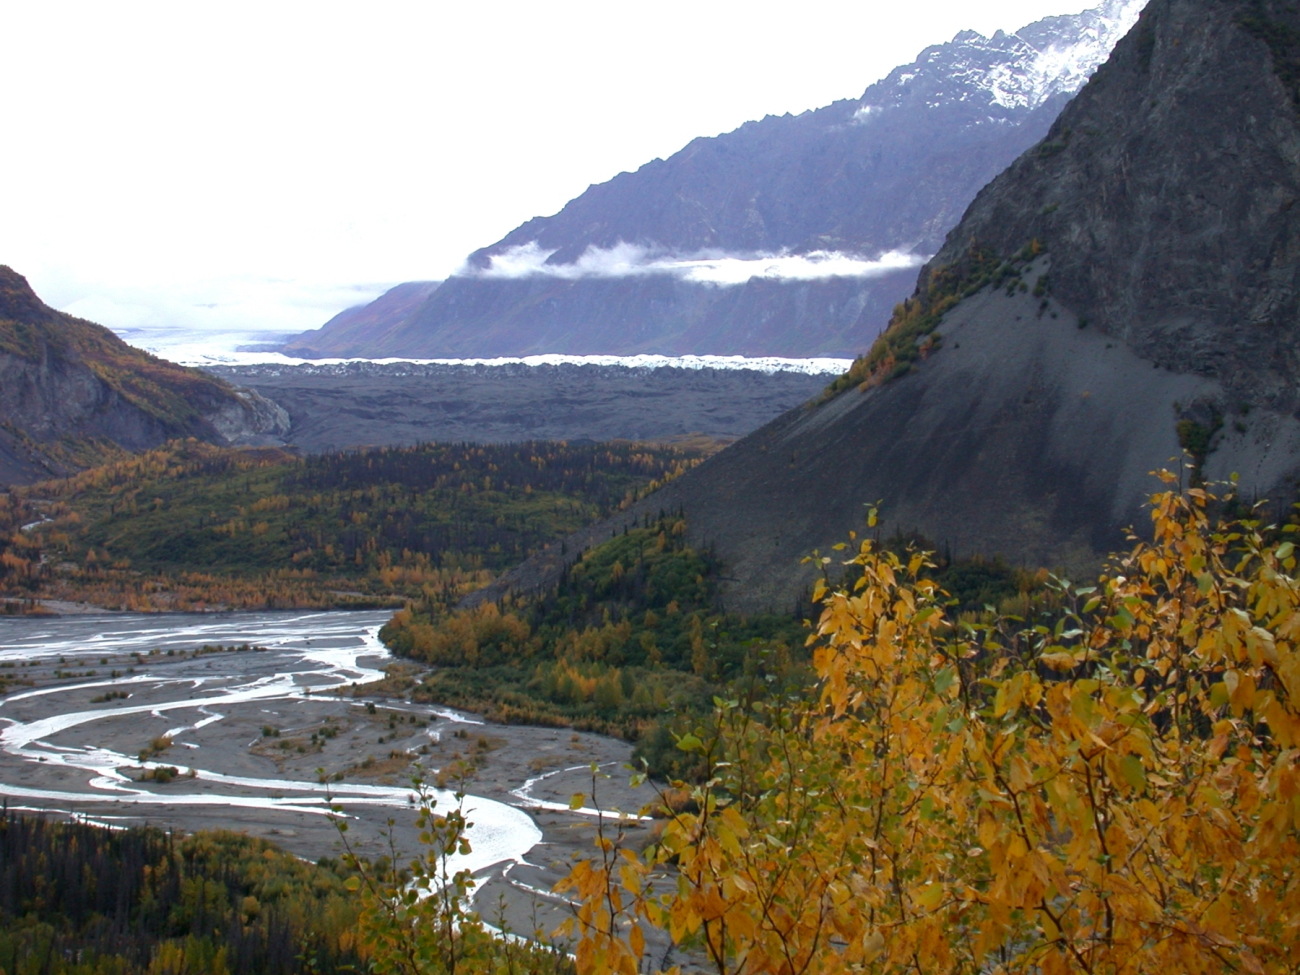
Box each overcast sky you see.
[2,0,1099,344]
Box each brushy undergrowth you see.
[822,239,1044,400]
[385,513,1043,780]
[1,438,714,612]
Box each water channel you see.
[0,610,657,938]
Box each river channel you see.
[0,610,658,941]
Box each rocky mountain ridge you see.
[470,0,1144,263]
[466,0,1300,613]
[916,0,1300,418]
[0,267,289,485]
[284,0,1145,359]
[280,281,439,358]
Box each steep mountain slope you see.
[466,0,1300,613]
[0,267,289,485]
[285,0,1144,359]
[916,0,1300,417]
[280,281,438,358]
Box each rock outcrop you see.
[0,267,290,485]
[920,0,1300,417]
[467,0,1300,613]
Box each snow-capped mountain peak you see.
[284,0,1156,359]
[859,0,1148,117]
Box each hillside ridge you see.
[0,266,289,485]
[284,0,1144,359]
[465,0,1300,613]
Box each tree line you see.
[0,437,714,613]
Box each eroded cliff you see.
[0,267,288,484]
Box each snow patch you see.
[854,0,1147,117]
[984,0,1146,110]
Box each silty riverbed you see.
[0,610,662,948]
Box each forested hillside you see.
[0,815,363,974]
[0,438,712,612]
[383,511,1035,777]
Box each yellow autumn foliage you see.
[559,476,1300,975]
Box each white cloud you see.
[51,276,393,351]
[469,242,926,286]
[0,0,1103,346]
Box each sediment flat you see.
[0,612,665,951]
[205,360,830,452]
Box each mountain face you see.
[285,0,1145,359]
[0,267,289,485]
[280,281,439,358]
[920,0,1300,418]
[466,0,1300,613]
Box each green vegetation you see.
[1175,407,1223,482]
[1,437,713,611]
[821,240,1044,400]
[384,516,809,777]
[0,814,363,974]
[384,514,1039,779]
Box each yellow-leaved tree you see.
[329,775,573,975]
[558,475,1300,975]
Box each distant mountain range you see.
[280,281,439,358]
[0,267,288,486]
[469,0,1300,611]
[283,0,1145,359]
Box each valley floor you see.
[0,611,668,957]
[205,361,830,451]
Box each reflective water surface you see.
[0,611,541,876]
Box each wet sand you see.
[0,612,669,955]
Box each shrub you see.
[561,476,1300,975]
